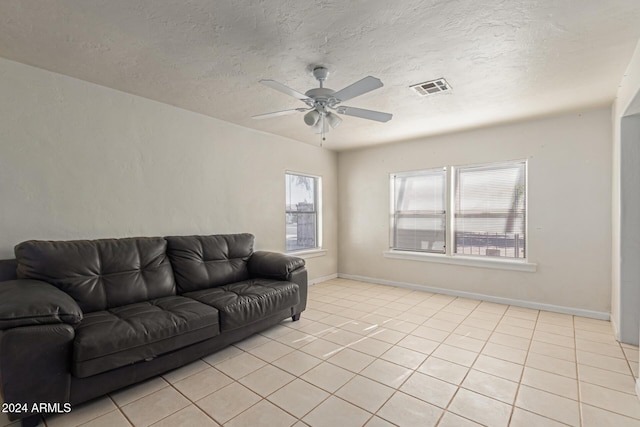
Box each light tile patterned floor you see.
[2,278,639,426]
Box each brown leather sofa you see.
[0,233,307,426]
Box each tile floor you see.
[2,278,639,426]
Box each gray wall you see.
[0,57,338,282]
[619,114,640,345]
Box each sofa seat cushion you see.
[73,296,220,378]
[184,279,299,331]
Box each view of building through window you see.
[285,172,320,252]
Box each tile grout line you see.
[306,289,440,425]
[305,286,450,425]
[114,403,135,427]
[465,300,523,425]
[506,305,540,426]
[432,298,496,426]
[424,296,511,426]
[163,374,220,426]
[355,291,447,426]
[618,339,639,380]
[206,328,372,426]
[504,307,585,426]
[158,341,296,426]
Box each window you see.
[390,160,528,262]
[455,161,526,258]
[285,172,321,252]
[391,168,446,253]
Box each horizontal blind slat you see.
[392,168,446,253]
[454,161,526,258]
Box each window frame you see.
[386,160,535,272]
[452,160,528,260]
[285,171,322,254]
[389,167,447,254]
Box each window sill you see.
[383,250,537,272]
[287,249,327,259]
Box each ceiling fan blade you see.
[260,79,311,101]
[251,108,308,119]
[336,106,392,122]
[332,76,383,102]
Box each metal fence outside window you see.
[455,231,525,258]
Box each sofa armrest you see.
[247,251,305,280]
[1,323,75,422]
[0,279,83,330]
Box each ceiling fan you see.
[252,66,392,141]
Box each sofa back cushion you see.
[15,237,176,313]
[165,234,254,293]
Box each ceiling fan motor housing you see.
[312,66,330,83]
[304,88,339,109]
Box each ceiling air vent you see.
[410,78,452,96]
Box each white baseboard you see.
[309,273,338,286]
[338,273,610,320]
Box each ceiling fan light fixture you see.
[304,110,320,126]
[311,116,329,134]
[326,112,342,129]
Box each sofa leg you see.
[292,313,301,321]
[21,414,42,427]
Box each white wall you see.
[0,57,338,282]
[612,38,640,346]
[338,108,612,314]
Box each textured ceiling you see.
[1,1,640,151]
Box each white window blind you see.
[391,168,446,253]
[454,161,526,258]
